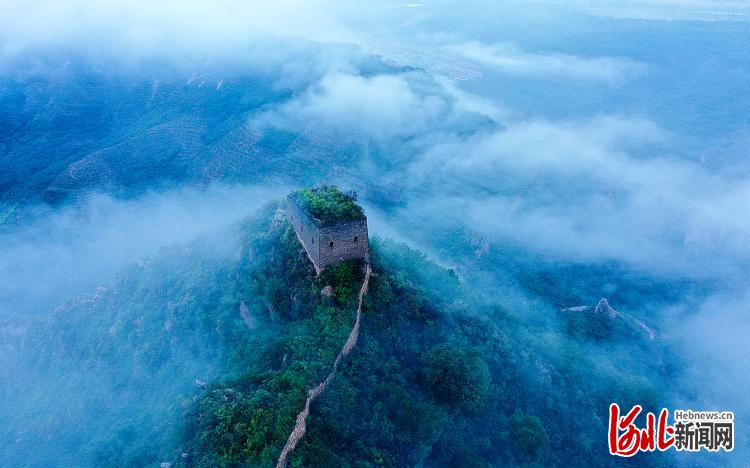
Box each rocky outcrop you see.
[271,208,286,229]
[593,298,622,319]
[239,302,255,329]
[561,298,655,341]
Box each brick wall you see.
[286,195,321,270]
[286,194,370,272]
[319,219,369,269]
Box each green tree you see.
[509,410,550,462]
[422,344,490,408]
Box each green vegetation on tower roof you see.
[290,185,365,226]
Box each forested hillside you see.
[1,201,675,466]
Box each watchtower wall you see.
[286,194,370,273]
[318,219,369,269]
[286,195,322,270]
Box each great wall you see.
[276,264,371,468]
[275,187,372,467]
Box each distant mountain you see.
[0,56,422,217]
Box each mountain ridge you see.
[1,200,667,467]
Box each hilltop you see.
[289,185,365,226]
[0,200,668,467]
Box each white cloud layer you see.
[0,184,286,317]
[0,0,358,63]
[253,72,453,140]
[445,41,644,83]
[406,115,750,276]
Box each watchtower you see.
[286,186,369,273]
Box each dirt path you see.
[275,264,371,468]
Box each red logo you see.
[608,404,675,456]
[608,404,734,456]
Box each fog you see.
[1,0,749,465]
[0,0,356,61]
[0,184,286,317]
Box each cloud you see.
[444,41,644,84]
[400,115,750,278]
[252,72,452,141]
[0,0,359,65]
[0,184,285,317]
[439,78,511,123]
[664,290,750,434]
[242,55,746,282]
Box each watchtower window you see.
[329,241,334,248]
[353,236,358,242]
[311,237,314,244]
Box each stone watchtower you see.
[286,186,369,273]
